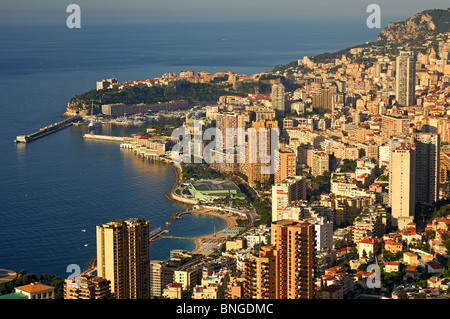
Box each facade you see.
[381,114,410,141]
[244,220,315,299]
[389,143,416,228]
[244,246,278,299]
[216,111,248,149]
[163,283,183,299]
[271,176,307,222]
[395,51,416,106]
[271,83,285,114]
[413,132,440,204]
[312,217,334,252]
[65,275,112,299]
[243,119,279,187]
[311,150,329,177]
[352,211,383,244]
[275,148,297,184]
[96,218,150,299]
[14,282,55,299]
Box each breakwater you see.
[14,115,81,143]
[83,134,125,142]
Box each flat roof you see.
[0,293,28,299]
[191,180,240,192]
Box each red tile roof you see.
[16,282,53,293]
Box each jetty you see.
[149,229,170,243]
[83,134,124,142]
[14,115,81,143]
[170,209,191,220]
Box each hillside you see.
[273,8,450,72]
[377,8,450,45]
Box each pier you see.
[14,115,81,143]
[83,134,124,142]
[161,235,194,240]
[149,229,170,243]
[170,209,191,220]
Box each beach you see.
[164,160,243,255]
[189,208,239,255]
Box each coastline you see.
[189,208,238,255]
[163,159,238,255]
[164,160,195,206]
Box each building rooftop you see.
[15,282,54,293]
[0,293,28,299]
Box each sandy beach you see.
[165,160,242,255]
[189,208,239,255]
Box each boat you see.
[84,244,89,247]
[88,118,101,128]
[81,229,86,232]
[88,101,101,128]
[165,222,171,226]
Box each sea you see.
[0,20,381,278]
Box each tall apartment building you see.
[310,86,338,111]
[387,133,440,228]
[271,220,315,299]
[395,51,416,106]
[271,83,285,114]
[275,148,297,183]
[272,176,307,222]
[413,132,440,204]
[389,143,416,229]
[244,246,278,299]
[244,220,315,299]
[216,111,248,149]
[311,149,329,177]
[65,275,112,299]
[96,218,150,299]
[243,119,279,187]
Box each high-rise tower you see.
[96,218,150,299]
[395,51,416,106]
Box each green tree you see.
[397,289,409,299]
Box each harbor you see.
[14,115,82,143]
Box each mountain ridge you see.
[273,8,450,72]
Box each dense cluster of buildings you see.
[4,29,450,301]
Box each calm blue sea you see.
[0,21,379,278]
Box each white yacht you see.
[88,102,101,128]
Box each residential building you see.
[271,176,307,222]
[395,51,416,106]
[65,275,112,299]
[311,149,329,177]
[271,83,285,114]
[14,282,55,299]
[275,148,297,184]
[244,220,316,299]
[96,218,150,299]
[389,142,416,228]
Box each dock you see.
[170,209,191,220]
[149,229,170,243]
[14,115,81,143]
[161,235,194,240]
[83,134,124,142]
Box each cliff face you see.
[377,9,450,45]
